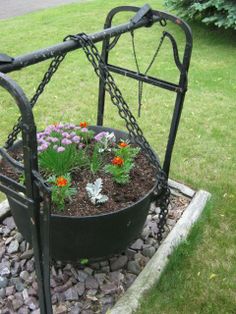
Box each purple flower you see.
[38,143,49,152]
[72,135,80,143]
[62,132,70,138]
[81,128,88,133]
[94,131,109,142]
[61,138,72,145]
[57,146,65,153]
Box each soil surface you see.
[0,147,157,217]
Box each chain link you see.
[65,33,170,241]
[131,30,166,117]
[4,54,66,149]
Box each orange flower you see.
[112,156,124,166]
[53,122,59,126]
[80,121,88,128]
[56,176,68,187]
[118,142,129,148]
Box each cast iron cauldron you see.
[8,126,158,261]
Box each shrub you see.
[165,0,236,30]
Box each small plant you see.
[47,174,76,210]
[89,143,103,174]
[86,178,108,205]
[105,156,133,184]
[94,131,116,153]
[105,142,140,184]
[37,122,91,176]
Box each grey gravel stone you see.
[25,296,39,310]
[77,270,88,282]
[76,282,85,296]
[142,246,156,258]
[85,276,98,290]
[94,272,106,286]
[6,285,15,296]
[3,217,16,230]
[141,226,151,240]
[100,282,117,295]
[15,232,23,243]
[20,270,30,281]
[125,273,137,288]
[127,260,141,275]
[0,262,10,276]
[26,259,34,272]
[69,303,81,314]
[55,304,67,314]
[7,239,19,254]
[109,271,124,284]
[18,306,30,314]
[0,276,8,288]
[20,249,33,260]
[0,245,5,259]
[130,238,143,250]
[84,267,93,276]
[110,255,128,271]
[0,287,6,298]
[64,286,79,301]
[12,298,24,311]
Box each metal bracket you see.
[130,4,153,27]
[0,53,14,64]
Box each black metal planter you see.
[8,126,157,261]
[0,4,192,314]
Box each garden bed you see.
[0,182,195,314]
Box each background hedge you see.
[165,0,236,30]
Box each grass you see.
[0,0,236,313]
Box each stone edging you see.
[108,189,211,314]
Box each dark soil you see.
[0,147,157,217]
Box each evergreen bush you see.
[165,0,236,30]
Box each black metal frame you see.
[0,5,192,314]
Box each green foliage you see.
[105,144,140,184]
[39,145,81,176]
[165,0,236,30]
[47,174,76,210]
[115,145,140,161]
[105,160,133,184]
[89,143,103,174]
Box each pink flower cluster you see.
[37,123,85,153]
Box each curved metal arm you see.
[0,72,38,194]
[97,6,193,178]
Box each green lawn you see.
[0,0,236,313]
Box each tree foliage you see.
[165,0,236,30]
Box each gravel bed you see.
[0,191,191,314]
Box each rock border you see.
[108,186,211,314]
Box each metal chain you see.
[65,33,170,241]
[131,30,166,117]
[4,53,66,149]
